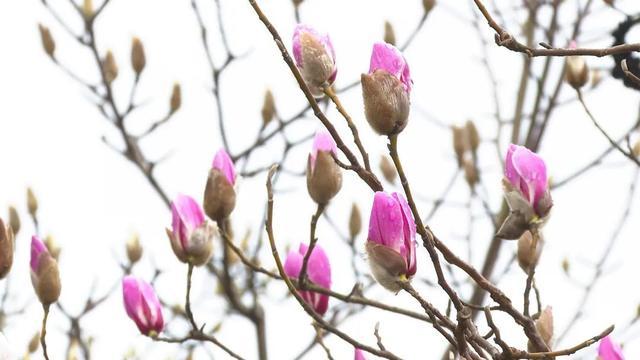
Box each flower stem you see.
[185,263,198,330]
[41,304,51,360]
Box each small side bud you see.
[261,89,276,126]
[465,120,480,155]
[463,159,478,189]
[383,21,396,46]
[38,24,56,58]
[204,150,237,221]
[452,126,466,166]
[565,42,589,90]
[28,332,40,353]
[528,307,554,351]
[632,140,640,158]
[126,233,143,265]
[131,37,146,75]
[82,0,93,19]
[8,206,20,236]
[30,236,62,305]
[103,50,118,85]
[423,0,436,13]
[349,203,362,239]
[170,83,181,114]
[379,155,397,184]
[0,219,14,279]
[307,132,342,204]
[561,257,570,274]
[517,230,543,273]
[27,187,38,217]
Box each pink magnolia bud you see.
[292,24,337,97]
[204,149,237,221]
[122,276,164,336]
[30,235,61,305]
[354,348,367,360]
[284,243,331,316]
[167,194,215,266]
[306,131,342,204]
[366,192,417,292]
[361,42,411,136]
[504,144,552,218]
[598,336,624,360]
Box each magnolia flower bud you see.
[452,126,466,166]
[379,155,397,183]
[30,236,61,305]
[528,306,553,352]
[603,0,615,6]
[168,194,215,266]
[498,144,552,239]
[423,0,436,13]
[8,206,20,236]
[131,37,146,75]
[126,233,143,265]
[349,203,362,239]
[103,50,118,85]
[27,187,38,217]
[355,348,367,360]
[122,276,164,336]
[82,0,93,19]
[306,131,342,205]
[517,230,542,273]
[383,21,396,46]
[170,83,181,114]
[261,89,276,126]
[565,42,589,90]
[465,120,480,154]
[561,257,570,274]
[367,192,417,292]
[44,235,61,261]
[284,243,331,315]
[362,43,411,136]
[632,140,640,158]
[292,24,337,97]
[28,332,40,353]
[38,24,55,58]
[591,69,603,88]
[598,336,624,360]
[0,219,14,279]
[204,149,237,221]
[463,159,478,188]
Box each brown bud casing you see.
[261,89,276,126]
[0,219,14,279]
[170,83,181,114]
[83,0,93,19]
[465,120,480,154]
[423,0,436,12]
[528,307,554,351]
[32,254,61,305]
[306,151,342,205]
[463,159,478,188]
[204,169,236,221]
[379,155,397,184]
[131,37,146,75]
[126,233,143,264]
[366,242,407,293]
[38,24,55,58]
[361,71,410,136]
[452,126,466,166]
[383,21,396,46]
[298,32,335,97]
[517,230,543,273]
[27,187,38,217]
[566,56,589,90]
[8,206,20,236]
[349,203,362,239]
[103,50,118,85]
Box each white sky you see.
[1,0,640,359]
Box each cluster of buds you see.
[366,192,417,292]
[292,24,337,97]
[203,149,237,221]
[306,131,342,205]
[167,194,215,266]
[122,276,164,336]
[284,243,332,316]
[362,42,412,136]
[565,41,589,90]
[497,144,552,240]
[599,336,624,360]
[30,236,61,305]
[0,219,14,279]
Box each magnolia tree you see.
[2,0,640,359]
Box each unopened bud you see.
[307,132,342,204]
[565,42,589,90]
[349,203,362,239]
[170,83,181,114]
[82,0,93,19]
[126,233,143,264]
[31,236,61,305]
[68,338,80,360]
[528,306,554,351]
[423,0,436,13]
[383,21,396,46]
[131,37,146,75]
[38,24,55,58]
[8,206,20,236]
[561,257,570,274]
[28,332,40,353]
[452,126,466,166]
[261,89,276,126]
[44,235,61,261]
[103,50,118,85]
[204,150,237,221]
[0,219,14,279]
[27,187,38,217]
[379,156,397,184]
[463,159,478,188]
[517,231,543,273]
[591,69,603,88]
[465,120,480,154]
[292,24,337,97]
[603,0,615,6]
[632,140,640,158]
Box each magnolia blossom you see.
[504,144,552,217]
[366,191,417,292]
[122,276,164,336]
[306,131,342,204]
[30,235,61,305]
[204,149,237,221]
[354,348,367,360]
[292,24,337,97]
[284,243,331,316]
[362,42,411,136]
[167,194,215,266]
[598,336,624,360]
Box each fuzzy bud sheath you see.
[30,236,61,305]
[168,194,215,266]
[306,131,342,204]
[204,149,237,221]
[0,219,13,279]
[292,24,337,97]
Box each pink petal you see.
[30,235,48,273]
[511,146,548,206]
[599,336,624,360]
[310,130,337,172]
[504,144,520,187]
[354,348,367,360]
[368,192,404,253]
[284,250,303,279]
[393,192,417,276]
[122,276,143,322]
[212,149,236,186]
[122,276,163,335]
[369,42,411,92]
[302,243,331,289]
[171,194,205,250]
